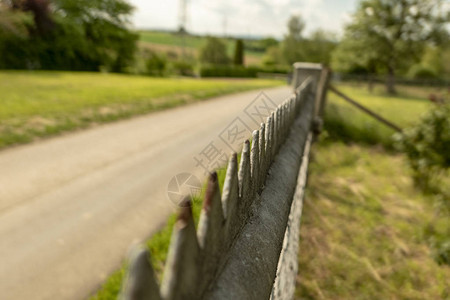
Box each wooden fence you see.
[119,63,330,300]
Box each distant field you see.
[139,31,264,65]
[0,71,283,149]
[140,31,206,49]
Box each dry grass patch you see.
[296,142,450,300]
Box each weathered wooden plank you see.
[221,153,238,218]
[221,153,240,244]
[198,172,225,249]
[120,247,162,300]
[238,140,251,210]
[160,199,199,300]
[197,172,225,296]
[265,116,272,172]
[250,130,260,197]
[258,123,266,190]
[271,110,276,159]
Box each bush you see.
[395,103,450,266]
[0,0,137,72]
[408,64,438,79]
[172,60,195,76]
[199,37,229,65]
[395,104,450,206]
[146,52,167,76]
[200,65,258,78]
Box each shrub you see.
[199,37,229,65]
[146,52,167,76]
[395,103,450,205]
[199,65,289,78]
[172,60,195,76]
[199,65,257,78]
[408,64,438,79]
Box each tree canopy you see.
[282,15,305,64]
[0,0,137,72]
[332,0,449,93]
[278,15,336,66]
[200,37,230,65]
[233,39,244,66]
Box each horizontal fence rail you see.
[329,85,402,132]
[119,63,330,300]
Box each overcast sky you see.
[128,0,359,38]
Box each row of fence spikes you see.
[120,80,313,300]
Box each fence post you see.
[292,63,327,135]
[292,62,323,92]
[315,67,331,119]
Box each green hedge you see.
[199,65,289,78]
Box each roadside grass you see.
[325,82,434,148]
[296,141,450,299]
[297,82,449,298]
[0,71,283,149]
[90,168,227,300]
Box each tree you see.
[0,0,138,72]
[0,4,33,69]
[332,0,449,94]
[282,15,305,64]
[200,37,229,65]
[302,29,337,65]
[233,39,244,65]
[146,51,166,76]
[260,37,279,50]
[287,15,304,41]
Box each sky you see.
[128,0,359,39]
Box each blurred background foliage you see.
[1,0,448,88]
[0,0,137,72]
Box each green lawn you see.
[325,82,435,148]
[0,71,283,149]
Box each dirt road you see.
[0,86,291,299]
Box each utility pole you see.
[178,0,188,59]
[222,14,227,38]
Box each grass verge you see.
[297,82,449,298]
[0,71,283,149]
[296,141,450,299]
